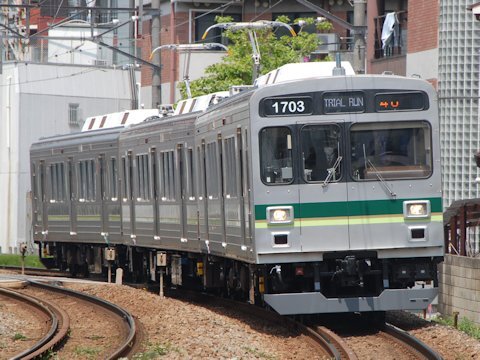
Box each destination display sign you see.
[375,92,427,112]
[322,91,365,113]
[259,90,428,117]
[263,96,313,116]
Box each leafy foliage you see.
[180,16,332,98]
[432,315,480,340]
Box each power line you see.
[0,66,102,87]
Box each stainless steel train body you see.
[31,73,443,315]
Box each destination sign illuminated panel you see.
[263,96,313,116]
[375,92,427,112]
[322,91,365,113]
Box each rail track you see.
[166,288,444,360]
[0,265,73,277]
[0,267,444,359]
[382,323,443,360]
[1,279,138,359]
[0,286,69,360]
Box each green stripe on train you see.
[254,213,443,229]
[254,197,442,221]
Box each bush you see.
[0,254,45,268]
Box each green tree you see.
[179,16,333,98]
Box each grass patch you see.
[242,346,277,359]
[73,345,101,358]
[86,335,105,340]
[0,254,45,268]
[432,315,480,340]
[12,333,28,341]
[133,342,177,359]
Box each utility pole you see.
[353,0,366,74]
[151,0,161,108]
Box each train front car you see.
[250,74,443,315]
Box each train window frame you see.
[185,147,196,200]
[78,159,96,202]
[300,124,343,183]
[135,153,151,202]
[121,157,129,202]
[223,136,238,198]
[48,162,66,203]
[109,157,118,201]
[159,150,176,202]
[349,120,433,181]
[205,141,220,199]
[259,126,294,185]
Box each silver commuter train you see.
[30,64,444,315]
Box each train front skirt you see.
[263,287,437,315]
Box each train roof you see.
[31,126,122,153]
[81,109,161,132]
[254,61,356,86]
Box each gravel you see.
[1,279,480,359]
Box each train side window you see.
[31,163,38,200]
[49,162,66,202]
[121,157,128,201]
[78,159,96,201]
[136,154,151,201]
[186,148,196,200]
[109,157,118,200]
[350,121,433,180]
[224,136,238,198]
[206,141,219,198]
[259,127,293,184]
[196,146,205,199]
[160,150,175,201]
[301,124,342,182]
[38,161,46,202]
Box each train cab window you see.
[301,125,342,182]
[350,121,432,180]
[78,159,96,201]
[260,127,293,184]
[136,154,151,201]
[49,162,66,202]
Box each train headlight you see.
[267,206,294,224]
[403,200,430,219]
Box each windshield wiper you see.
[366,159,397,199]
[322,156,343,187]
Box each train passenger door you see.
[297,122,350,252]
[241,128,253,252]
[98,154,108,239]
[151,148,160,241]
[33,160,48,237]
[206,137,227,252]
[177,144,188,245]
[121,151,135,240]
[198,143,209,245]
[67,158,77,238]
[222,130,245,254]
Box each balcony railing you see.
[374,11,407,59]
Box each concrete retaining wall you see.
[438,254,480,325]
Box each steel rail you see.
[0,286,70,360]
[384,323,443,360]
[165,288,351,359]
[27,279,137,359]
